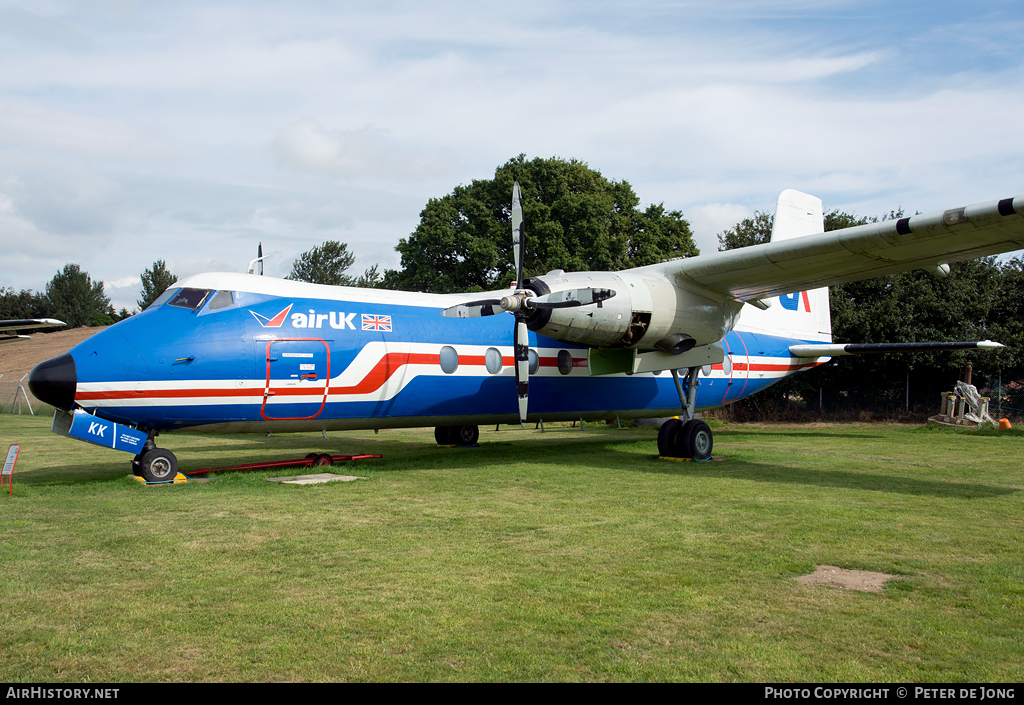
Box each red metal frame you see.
[186,452,382,477]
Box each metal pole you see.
[19,385,34,415]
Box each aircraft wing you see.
[0,318,66,343]
[0,318,66,333]
[638,195,1024,302]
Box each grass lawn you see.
[1,415,1021,682]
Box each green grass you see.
[1,416,1022,682]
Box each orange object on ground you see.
[999,418,1012,430]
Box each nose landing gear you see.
[131,433,181,483]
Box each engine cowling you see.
[524,270,741,350]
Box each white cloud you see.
[108,276,140,288]
[685,202,753,256]
[271,117,455,181]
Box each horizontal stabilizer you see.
[789,340,1003,357]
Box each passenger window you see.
[206,290,235,311]
[439,346,459,374]
[557,350,573,375]
[168,288,212,311]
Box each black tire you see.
[450,425,479,446]
[305,453,319,460]
[657,418,683,456]
[315,453,333,467]
[682,420,713,460]
[434,426,451,445]
[139,448,179,483]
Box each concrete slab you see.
[267,473,368,485]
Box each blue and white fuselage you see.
[60,272,828,434]
[31,188,1022,478]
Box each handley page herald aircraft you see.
[28,186,1024,482]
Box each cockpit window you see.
[168,288,213,311]
[146,287,179,310]
[206,290,235,311]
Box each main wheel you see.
[681,420,713,460]
[449,425,479,446]
[138,448,179,483]
[434,426,451,445]
[657,418,683,457]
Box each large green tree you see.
[383,155,699,293]
[287,241,357,286]
[138,259,178,310]
[45,264,111,329]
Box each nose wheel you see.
[132,447,180,483]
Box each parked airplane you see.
[0,318,65,344]
[28,187,1024,482]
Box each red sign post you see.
[3,444,20,495]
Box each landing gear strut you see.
[434,425,480,447]
[657,367,713,460]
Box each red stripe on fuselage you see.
[75,352,591,403]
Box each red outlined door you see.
[262,338,331,420]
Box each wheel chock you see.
[131,472,191,485]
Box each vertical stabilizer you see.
[736,190,832,343]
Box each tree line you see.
[1,260,178,331]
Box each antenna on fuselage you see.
[247,242,270,275]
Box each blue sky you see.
[1,0,1022,311]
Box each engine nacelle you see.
[524,270,741,350]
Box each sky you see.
[1,0,1022,312]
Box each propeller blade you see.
[515,318,529,427]
[512,181,525,288]
[441,300,503,318]
[530,287,616,309]
[258,242,264,276]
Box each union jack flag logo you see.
[361,313,392,332]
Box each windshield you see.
[168,288,213,311]
[146,287,179,310]
[206,290,235,311]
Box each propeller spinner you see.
[441,181,616,426]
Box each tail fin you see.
[736,189,832,342]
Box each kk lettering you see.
[87,422,106,438]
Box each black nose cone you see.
[29,353,77,410]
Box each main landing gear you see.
[434,425,480,447]
[131,433,180,483]
[657,366,714,460]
